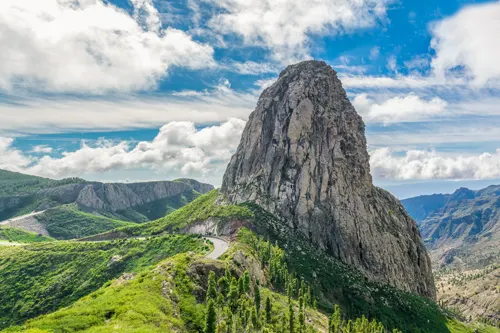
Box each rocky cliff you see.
[220,60,435,299]
[75,180,214,212]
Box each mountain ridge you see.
[402,184,500,269]
[0,169,214,238]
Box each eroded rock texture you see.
[220,60,435,299]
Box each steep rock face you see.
[76,180,214,212]
[220,61,435,298]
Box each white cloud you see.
[430,2,500,87]
[0,119,246,181]
[0,0,215,93]
[0,138,33,172]
[0,85,256,134]
[386,55,397,72]
[353,93,448,124]
[253,78,278,91]
[203,0,391,62]
[404,55,430,71]
[370,148,500,180]
[228,61,278,75]
[369,46,380,60]
[31,145,53,154]
[340,73,465,89]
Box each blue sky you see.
[1,0,500,198]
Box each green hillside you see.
[0,170,83,198]
[115,189,253,236]
[0,235,210,329]
[2,228,496,333]
[100,190,500,333]
[139,189,202,220]
[36,205,134,239]
[0,227,53,243]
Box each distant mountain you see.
[402,185,500,269]
[0,170,214,239]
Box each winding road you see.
[204,236,229,259]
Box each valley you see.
[402,185,500,327]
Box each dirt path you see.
[0,211,46,225]
[0,241,22,246]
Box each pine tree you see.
[298,296,304,333]
[243,270,251,292]
[287,279,293,304]
[218,276,229,298]
[289,302,295,333]
[251,306,259,329]
[225,263,232,282]
[265,296,272,323]
[238,276,245,296]
[228,277,239,312]
[207,271,217,302]
[254,280,261,313]
[329,305,341,333]
[205,299,217,333]
[306,286,312,307]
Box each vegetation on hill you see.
[3,228,497,333]
[0,227,53,243]
[97,190,499,333]
[435,264,499,327]
[127,189,203,221]
[1,188,497,333]
[0,170,83,198]
[35,205,134,239]
[115,189,253,236]
[0,234,210,329]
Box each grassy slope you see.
[1,237,333,333]
[36,205,134,239]
[0,227,53,243]
[0,170,85,220]
[105,190,499,333]
[128,189,203,221]
[0,170,52,198]
[115,189,253,236]
[3,229,496,333]
[0,235,210,329]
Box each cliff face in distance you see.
[220,60,435,299]
[402,186,500,269]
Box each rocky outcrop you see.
[75,180,214,212]
[220,60,435,299]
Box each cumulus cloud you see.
[430,2,500,87]
[370,148,500,180]
[353,93,448,124]
[0,138,33,172]
[30,145,53,154]
[0,119,246,180]
[203,0,391,62]
[0,0,215,93]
